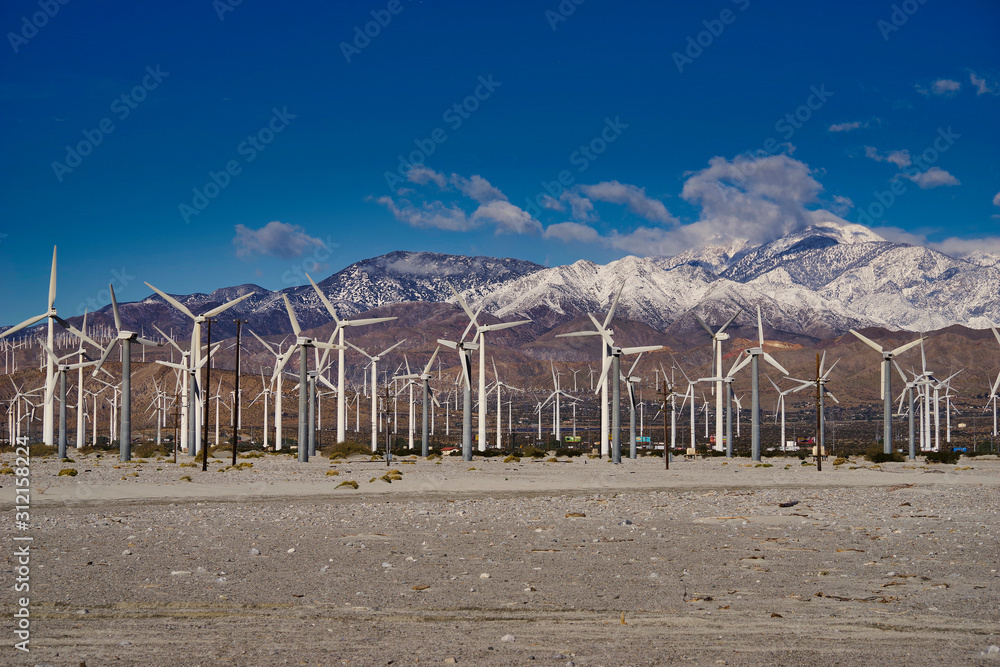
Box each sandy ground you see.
[2,451,999,666]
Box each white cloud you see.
[901,166,960,189]
[830,194,854,215]
[406,165,448,188]
[579,181,674,224]
[375,196,475,231]
[916,78,961,97]
[993,191,1000,207]
[543,222,600,243]
[540,194,564,211]
[470,201,542,235]
[559,191,595,221]
[864,146,911,168]
[233,221,326,260]
[971,71,999,96]
[828,120,867,132]
[452,174,506,204]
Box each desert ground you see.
[3,450,999,666]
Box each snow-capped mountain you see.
[19,222,1000,345]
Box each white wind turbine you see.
[766,375,797,452]
[438,317,480,460]
[556,283,626,457]
[278,294,344,463]
[346,340,405,452]
[394,347,440,456]
[41,344,97,458]
[93,285,163,461]
[145,282,251,455]
[447,282,531,452]
[787,352,840,456]
[489,357,521,449]
[250,331,292,450]
[305,274,396,445]
[850,328,924,454]
[729,306,788,460]
[694,309,741,453]
[586,315,663,463]
[0,247,97,446]
[153,325,194,455]
[697,353,750,457]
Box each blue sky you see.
[1,0,998,323]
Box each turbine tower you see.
[733,306,788,461]
[694,309,740,453]
[850,328,924,454]
[347,340,405,452]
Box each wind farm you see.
[4,1,1000,664]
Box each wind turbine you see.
[693,309,740,453]
[766,375,797,453]
[556,283,630,458]
[145,282,251,455]
[850,328,924,454]
[305,274,396,445]
[250,331,292,451]
[731,306,788,460]
[41,344,97,458]
[447,282,531,452]
[346,340,405,452]
[280,294,344,462]
[394,347,440,456]
[787,352,839,459]
[437,329,478,461]
[623,353,645,459]
[587,317,663,463]
[0,247,98,446]
[93,285,163,461]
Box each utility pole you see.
[202,318,215,472]
[232,319,245,466]
[657,376,669,470]
[815,353,822,472]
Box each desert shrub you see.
[134,442,168,459]
[29,444,57,458]
[924,449,960,465]
[57,468,78,476]
[320,441,370,458]
[519,445,544,459]
[864,446,904,463]
[503,455,520,463]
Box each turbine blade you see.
[423,347,440,376]
[595,355,614,394]
[849,329,885,354]
[249,329,276,355]
[728,352,752,376]
[92,340,118,377]
[880,361,886,401]
[110,284,123,331]
[756,305,764,347]
[888,337,924,357]
[480,319,532,333]
[693,313,714,337]
[282,295,301,336]
[53,315,100,349]
[603,282,626,328]
[306,273,341,323]
[377,339,406,357]
[204,292,252,318]
[761,352,788,376]
[717,309,740,335]
[626,352,643,378]
[145,282,196,319]
[48,246,57,310]
[621,345,662,355]
[0,312,48,339]
[345,317,396,327]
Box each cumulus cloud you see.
[559,191,595,221]
[900,166,960,189]
[580,181,674,224]
[543,222,600,243]
[406,165,448,188]
[864,146,912,168]
[375,196,474,231]
[828,120,867,132]
[970,71,999,96]
[993,191,1000,207]
[233,221,326,260]
[540,194,564,211]
[471,200,542,235]
[452,174,506,204]
[830,194,854,215]
[917,78,961,97]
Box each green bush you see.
[29,444,57,458]
[924,449,960,465]
[864,446,904,463]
